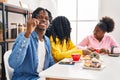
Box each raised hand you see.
[25,12,39,38]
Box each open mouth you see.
[40,23,46,27]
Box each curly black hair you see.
[96,16,115,33]
[46,16,71,44]
[32,7,52,23]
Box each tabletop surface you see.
[40,54,120,80]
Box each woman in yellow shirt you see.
[46,16,89,62]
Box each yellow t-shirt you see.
[50,36,83,62]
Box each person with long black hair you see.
[46,16,90,62]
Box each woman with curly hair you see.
[77,16,120,54]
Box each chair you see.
[4,50,14,80]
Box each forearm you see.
[52,48,82,62]
[9,33,30,68]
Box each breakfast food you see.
[83,55,91,60]
[90,52,100,59]
[84,60,91,67]
[84,58,101,68]
[83,52,100,60]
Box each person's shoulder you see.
[85,34,93,39]
[49,36,59,42]
[88,34,93,37]
[105,34,112,37]
[18,32,25,36]
[16,32,25,39]
[104,34,114,39]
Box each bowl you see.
[72,54,81,61]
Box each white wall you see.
[100,0,120,44]
[38,0,57,19]
[8,0,39,10]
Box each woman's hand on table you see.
[87,47,95,52]
[82,49,92,55]
[99,48,109,54]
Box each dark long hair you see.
[46,16,71,44]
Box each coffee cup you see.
[71,54,81,61]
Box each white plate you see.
[82,64,105,70]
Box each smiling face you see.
[93,26,105,41]
[36,10,50,33]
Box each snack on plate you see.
[83,52,100,60]
[90,52,100,59]
[84,58,101,68]
[83,55,91,60]
[91,58,101,68]
[84,60,91,67]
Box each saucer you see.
[63,58,82,63]
[70,58,82,62]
